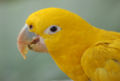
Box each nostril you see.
[29,25,33,29]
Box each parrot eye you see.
[45,25,61,34]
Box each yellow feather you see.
[26,8,120,81]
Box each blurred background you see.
[0,0,120,81]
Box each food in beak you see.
[17,25,48,59]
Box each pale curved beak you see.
[17,25,48,59]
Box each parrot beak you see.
[17,24,48,59]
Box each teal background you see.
[0,0,120,81]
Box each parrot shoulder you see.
[81,39,120,81]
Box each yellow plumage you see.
[25,8,120,81]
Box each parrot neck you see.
[48,25,102,80]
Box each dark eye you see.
[45,25,61,34]
[29,25,33,29]
[50,26,58,32]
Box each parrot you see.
[17,7,120,81]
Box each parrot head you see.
[17,7,98,59]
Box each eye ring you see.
[44,25,61,34]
